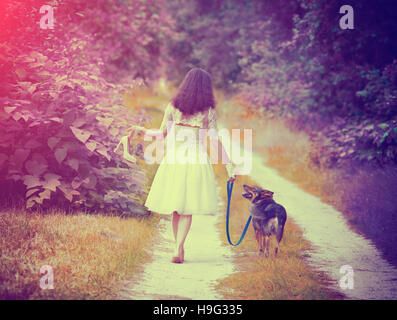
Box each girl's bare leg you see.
[172,211,180,242]
[172,214,192,263]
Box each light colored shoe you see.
[114,135,137,163]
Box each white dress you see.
[144,102,234,215]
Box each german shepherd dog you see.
[242,185,287,257]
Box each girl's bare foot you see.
[171,245,184,263]
[171,256,182,263]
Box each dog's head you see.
[242,184,274,204]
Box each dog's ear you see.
[260,190,274,199]
[243,185,255,192]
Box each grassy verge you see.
[212,164,343,300]
[0,207,159,299]
[0,84,170,300]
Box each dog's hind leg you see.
[274,241,279,257]
[274,227,284,257]
[263,235,270,258]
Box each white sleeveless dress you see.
[144,102,234,215]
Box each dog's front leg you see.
[274,243,279,257]
[256,230,264,256]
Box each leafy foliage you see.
[166,0,397,166]
[0,0,173,213]
[310,117,397,167]
[1,0,396,214]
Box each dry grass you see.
[212,165,343,300]
[0,207,159,299]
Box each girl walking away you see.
[130,68,236,263]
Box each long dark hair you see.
[170,68,216,115]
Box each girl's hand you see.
[128,125,146,140]
[226,162,237,183]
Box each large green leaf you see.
[58,182,80,202]
[25,139,42,149]
[70,126,92,143]
[4,106,17,113]
[85,140,97,152]
[23,175,41,189]
[96,144,111,161]
[39,189,52,201]
[55,147,68,164]
[66,158,79,171]
[82,175,97,189]
[14,148,30,167]
[27,196,41,208]
[48,137,61,149]
[25,159,47,176]
[42,173,61,192]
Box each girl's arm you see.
[128,103,174,140]
[207,108,236,180]
[209,137,236,179]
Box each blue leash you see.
[226,180,252,246]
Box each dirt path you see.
[118,117,397,300]
[117,150,397,299]
[248,150,397,299]
[117,187,236,300]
